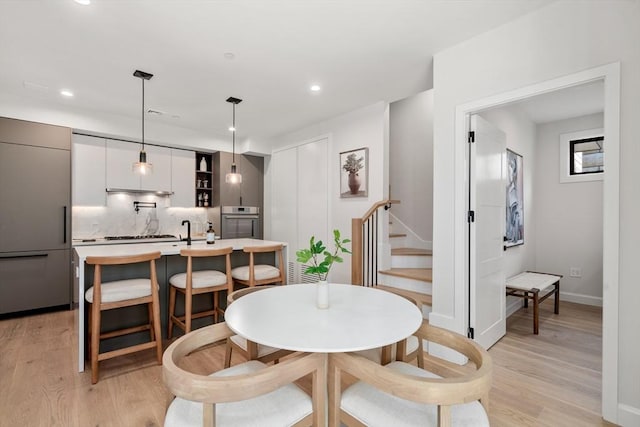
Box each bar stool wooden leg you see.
[185,287,193,334]
[90,301,101,384]
[213,291,220,323]
[168,285,176,339]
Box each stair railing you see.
[351,199,399,286]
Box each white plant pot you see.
[316,280,329,309]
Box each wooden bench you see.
[506,271,561,334]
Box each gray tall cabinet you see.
[0,117,72,314]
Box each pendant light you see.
[225,96,243,184]
[132,69,153,175]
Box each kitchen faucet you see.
[181,220,191,246]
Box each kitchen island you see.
[73,238,287,372]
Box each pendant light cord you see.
[141,78,145,151]
[232,102,236,164]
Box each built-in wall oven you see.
[220,206,260,239]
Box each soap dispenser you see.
[206,222,215,244]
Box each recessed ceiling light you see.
[224,52,235,60]
[60,90,74,97]
[74,0,91,5]
[310,84,321,92]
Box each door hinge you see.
[467,210,475,223]
[468,131,475,143]
[468,327,475,339]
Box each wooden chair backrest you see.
[226,285,276,305]
[85,252,162,306]
[163,322,325,426]
[242,244,286,286]
[179,246,233,292]
[330,321,492,427]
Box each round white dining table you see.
[224,283,423,353]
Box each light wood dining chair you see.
[163,322,326,427]
[223,285,294,368]
[230,244,286,288]
[167,246,233,339]
[329,321,492,427]
[85,251,163,384]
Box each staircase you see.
[352,201,432,318]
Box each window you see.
[570,136,604,175]
[559,128,604,183]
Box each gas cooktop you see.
[104,234,177,240]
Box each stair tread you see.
[389,233,407,238]
[375,284,432,306]
[391,248,433,256]
[378,268,432,283]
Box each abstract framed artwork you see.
[505,149,524,248]
[340,147,368,198]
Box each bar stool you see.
[230,244,286,288]
[85,251,163,384]
[167,246,233,339]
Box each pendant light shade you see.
[132,70,153,175]
[225,96,243,184]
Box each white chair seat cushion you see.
[169,270,228,289]
[230,335,283,358]
[85,278,152,303]
[164,360,312,427]
[341,361,490,427]
[231,264,280,282]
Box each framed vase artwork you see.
[340,147,368,198]
[505,149,524,248]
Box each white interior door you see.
[469,114,506,349]
[271,137,328,283]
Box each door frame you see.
[454,62,620,421]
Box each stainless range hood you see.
[106,188,174,196]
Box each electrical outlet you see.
[570,267,582,278]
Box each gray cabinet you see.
[213,151,263,208]
[0,117,71,314]
[0,250,71,314]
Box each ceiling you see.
[0,0,555,147]
[508,80,604,124]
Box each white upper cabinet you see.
[72,134,106,206]
[140,144,171,191]
[105,140,172,191]
[105,139,140,190]
[171,149,195,207]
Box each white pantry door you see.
[469,114,506,349]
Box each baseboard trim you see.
[618,403,640,426]
[560,291,603,307]
[506,297,523,318]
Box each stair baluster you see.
[352,199,399,286]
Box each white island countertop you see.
[73,238,286,261]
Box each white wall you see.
[535,113,604,306]
[389,89,433,242]
[432,0,639,422]
[265,102,388,284]
[479,105,538,313]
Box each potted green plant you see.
[296,230,351,309]
[343,153,364,194]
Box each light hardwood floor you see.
[0,301,614,426]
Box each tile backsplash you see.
[72,194,210,239]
